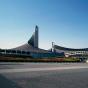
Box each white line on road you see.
[0,66,88,73]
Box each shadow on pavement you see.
[0,74,21,88]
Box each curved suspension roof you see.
[12,25,49,53]
[54,45,88,51]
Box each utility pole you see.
[52,42,55,52]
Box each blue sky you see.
[0,0,88,49]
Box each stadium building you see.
[0,26,64,58]
[0,25,88,61]
[53,44,88,61]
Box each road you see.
[0,62,88,88]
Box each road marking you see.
[0,66,88,73]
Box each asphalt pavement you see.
[0,62,88,88]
